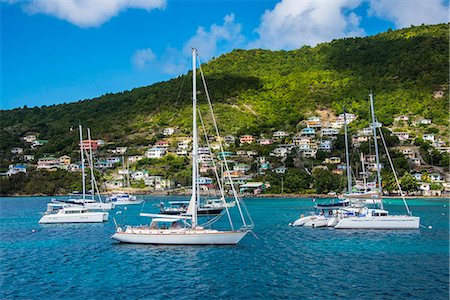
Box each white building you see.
[145,147,167,159]
[128,155,144,163]
[23,135,37,143]
[113,147,127,154]
[318,140,332,151]
[23,155,35,161]
[233,164,251,173]
[5,165,27,176]
[393,132,410,141]
[107,157,121,164]
[321,128,340,137]
[270,147,289,158]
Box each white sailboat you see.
[106,157,143,205]
[111,48,254,245]
[54,126,114,210]
[334,93,420,229]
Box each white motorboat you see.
[106,193,143,206]
[54,197,114,210]
[111,49,254,245]
[39,203,108,224]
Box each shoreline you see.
[2,192,449,200]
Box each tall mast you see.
[87,128,95,200]
[343,106,352,193]
[79,124,86,201]
[369,93,383,209]
[361,152,367,191]
[191,48,198,228]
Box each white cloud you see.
[249,0,365,50]
[132,48,157,70]
[21,0,166,28]
[156,13,245,75]
[368,0,449,28]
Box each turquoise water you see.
[1,196,448,299]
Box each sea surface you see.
[0,196,449,299]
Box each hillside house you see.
[246,150,258,156]
[37,157,60,169]
[198,147,211,155]
[270,147,289,158]
[32,140,48,148]
[131,171,148,180]
[337,113,356,124]
[197,177,213,185]
[4,165,27,176]
[302,149,317,158]
[234,164,251,173]
[163,127,175,136]
[59,155,71,165]
[258,138,273,145]
[96,139,106,146]
[107,157,121,164]
[273,166,287,174]
[305,116,322,128]
[11,147,23,154]
[240,135,255,144]
[273,131,289,138]
[394,115,409,122]
[23,135,37,143]
[145,176,172,190]
[80,140,98,151]
[319,140,332,151]
[293,136,312,146]
[112,147,127,154]
[301,127,315,136]
[399,147,416,159]
[95,160,114,169]
[324,157,341,164]
[392,132,410,141]
[239,182,265,194]
[415,118,432,125]
[321,128,339,137]
[155,140,170,148]
[176,149,188,156]
[146,147,167,159]
[430,173,443,182]
[217,151,234,160]
[223,135,236,145]
[129,155,144,163]
[423,134,435,142]
[410,158,421,166]
[23,155,35,161]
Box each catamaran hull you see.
[111,231,248,245]
[334,216,420,229]
[84,203,115,210]
[39,212,109,224]
[112,200,144,206]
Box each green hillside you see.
[1,23,448,157]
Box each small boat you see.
[106,193,143,206]
[54,198,114,210]
[39,203,108,224]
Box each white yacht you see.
[39,203,108,224]
[111,49,254,245]
[106,193,143,206]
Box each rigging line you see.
[378,126,412,215]
[197,56,254,229]
[174,57,191,105]
[198,107,234,230]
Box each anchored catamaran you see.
[111,49,254,245]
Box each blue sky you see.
[1,0,448,110]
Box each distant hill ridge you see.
[1,23,448,156]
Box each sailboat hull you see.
[111,229,249,245]
[39,212,109,224]
[335,216,420,229]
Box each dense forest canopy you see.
[1,23,448,156]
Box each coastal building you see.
[398,147,416,159]
[107,157,121,164]
[177,140,190,150]
[430,173,443,182]
[217,151,234,160]
[318,140,332,151]
[270,147,289,158]
[4,164,27,176]
[198,147,211,155]
[240,135,255,144]
[246,150,258,156]
[223,135,236,145]
[131,170,148,180]
[410,158,421,166]
[302,149,317,158]
[239,182,266,194]
[146,147,167,159]
[197,177,214,185]
[412,173,423,181]
[112,147,127,154]
[145,176,172,190]
[223,170,244,178]
[95,160,114,169]
[96,139,106,146]
[415,118,432,125]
